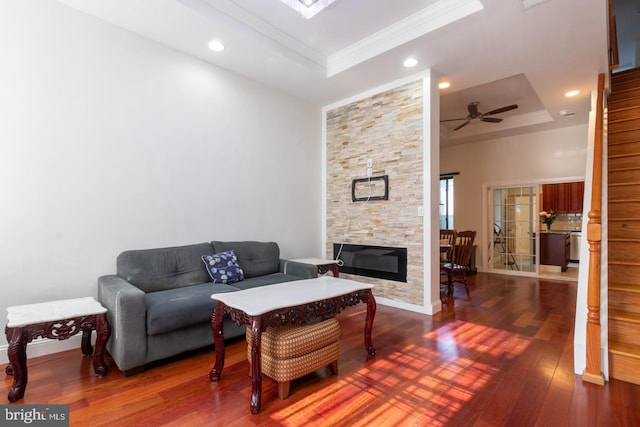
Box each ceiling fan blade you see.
[453,120,471,131]
[484,104,518,116]
[481,117,503,123]
[440,117,470,122]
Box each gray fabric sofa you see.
[97,241,316,376]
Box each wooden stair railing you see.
[582,0,640,388]
[582,73,606,386]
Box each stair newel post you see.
[584,211,605,385]
[582,73,606,386]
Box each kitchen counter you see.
[540,232,570,271]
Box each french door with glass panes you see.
[488,185,538,273]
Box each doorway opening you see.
[488,184,580,280]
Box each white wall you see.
[440,124,589,265]
[0,1,321,350]
[425,73,442,315]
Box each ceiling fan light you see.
[441,101,518,131]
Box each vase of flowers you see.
[540,210,558,231]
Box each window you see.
[440,175,455,229]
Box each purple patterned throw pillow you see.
[202,250,244,284]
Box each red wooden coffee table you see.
[208,276,376,413]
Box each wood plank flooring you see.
[3,273,640,426]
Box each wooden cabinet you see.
[541,182,584,213]
[542,183,559,212]
[540,232,570,271]
[567,181,584,212]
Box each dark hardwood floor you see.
[3,273,640,426]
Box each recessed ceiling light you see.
[403,58,418,68]
[208,40,225,52]
[439,82,451,89]
[565,90,580,97]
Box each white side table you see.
[290,257,340,277]
[5,297,111,402]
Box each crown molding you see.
[326,0,483,77]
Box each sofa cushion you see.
[212,241,280,279]
[145,282,240,335]
[118,243,213,293]
[201,250,244,284]
[230,272,303,290]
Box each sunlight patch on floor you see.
[269,322,533,426]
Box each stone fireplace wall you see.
[325,79,425,306]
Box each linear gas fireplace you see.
[333,243,407,282]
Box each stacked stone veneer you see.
[326,79,425,306]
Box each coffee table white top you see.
[210,276,373,316]
[290,258,339,266]
[7,297,107,327]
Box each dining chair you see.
[441,230,476,299]
[439,229,456,264]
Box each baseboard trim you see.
[375,297,432,315]
[0,335,85,365]
[0,299,436,366]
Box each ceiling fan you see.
[441,101,518,131]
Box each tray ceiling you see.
[55,0,609,143]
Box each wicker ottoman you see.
[247,317,340,399]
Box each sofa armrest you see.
[97,274,147,373]
[280,259,317,279]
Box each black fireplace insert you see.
[333,243,407,282]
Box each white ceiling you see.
[55,0,610,144]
